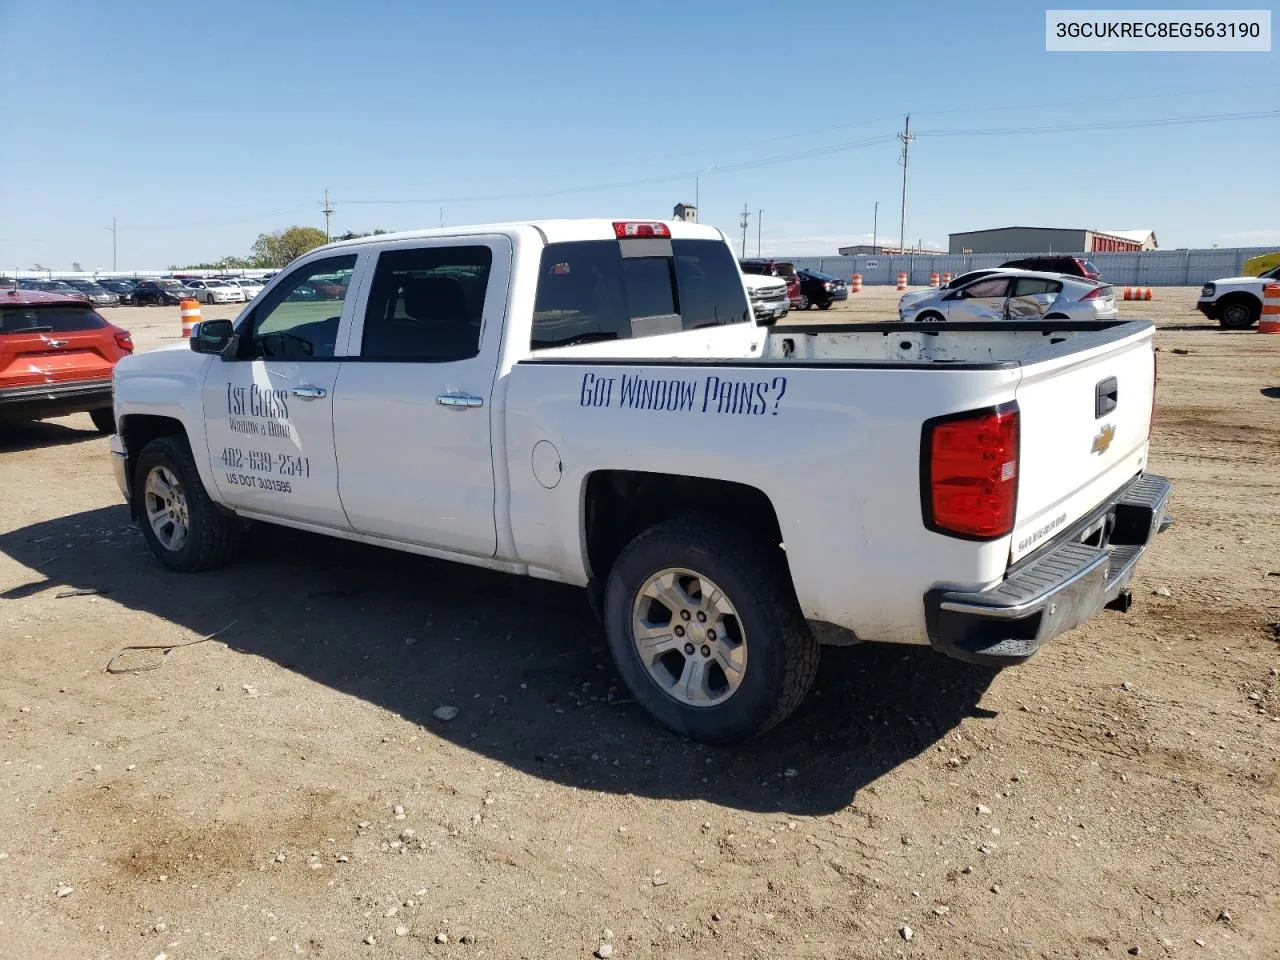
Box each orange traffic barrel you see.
[1259,282,1280,333]
[896,272,907,291]
[942,272,953,284]
[929,272,940,287]
[180,298,201,338]
[851,273,862,293]
[1123,287,1153,301]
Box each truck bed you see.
[507,317,1156,643]
[763,320,1144,366]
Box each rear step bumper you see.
[924,473,1173,667]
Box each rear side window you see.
[1011,277,1062,297]
[532,239,750,349]
[0,305,107,334]
[362,246,492,361]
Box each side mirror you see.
[190,319,238,358]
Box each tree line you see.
[175,226,389,271]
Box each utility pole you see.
[897,115,914,255]
[740,204,750,258]
[872,201,878,254]
[106,217,117,271]
[439,207,444,228]
[757,209,763,257]
[322,188,334,242]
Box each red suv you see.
[740,259,805,310]
[0,288,133,432]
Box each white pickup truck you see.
[1197,263,1280,328]
[109,219,1171,743]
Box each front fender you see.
[114,348,219,495]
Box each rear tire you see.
[915,310,945,323]
[133,435,243,572]
[603,515,819,744]
[89,407,115,434]
[1218,299,1259,330]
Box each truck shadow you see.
[0,506,998,816]
[0,419,103,452]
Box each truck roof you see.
[323,218,727,251]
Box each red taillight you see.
[612,221,671,239]
[922,404,1019,540]
[113,329,133,353]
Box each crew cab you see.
[109,219,1171,744]
[1197,264,1280,328]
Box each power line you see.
[322,188,334,241]
[917,109,1279,138]
[898,115,913,255]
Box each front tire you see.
[603,516,819,744]
[915,310,945,323]
[89,407,115,434]
[133,436,243,571]
[1218,299,1259,330]
[797,294,810,310]
[817,301,832,310]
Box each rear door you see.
[0,303,117,388]
[945,276,1012,321]
[1009,327,1155,562]
[1005,276,1062,320]
[331,237,510,556]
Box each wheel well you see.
[1217,292,1260,311]
[120,414,187,491]
[583,471,783,584]
[1045,312,1070,320]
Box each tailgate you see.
[1010,326,1155,563]
[0,329,115,386]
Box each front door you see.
[332,237,510,556]
[946,275,1012,321]
[201,252,364,530]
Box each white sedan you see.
[223,278,265,300]
[899,270,1118,323]
[184,279,245,305]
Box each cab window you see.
[239,254,357,360]
[531,239,750,349]
[360,246,492,362]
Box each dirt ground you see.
[1,287,1277,960]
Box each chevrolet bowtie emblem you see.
[1091,424,1116,454]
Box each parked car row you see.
[739,259,849,311]
[4,275,273,307]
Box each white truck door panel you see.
[201,252,364,529]
[332,236,511,556]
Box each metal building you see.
[948,226,1156,255]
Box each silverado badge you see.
[1091,424,1116,455]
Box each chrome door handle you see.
[436,394,484,409]
[291,385,328,400]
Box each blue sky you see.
[0,0,1276,269]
